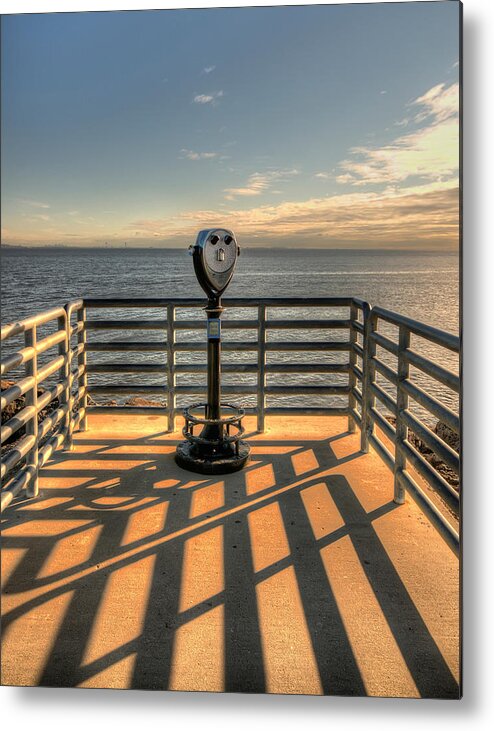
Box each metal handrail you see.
[1,295,460,558]
[361,306,460,555]
[82,296,359,433]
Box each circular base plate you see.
[175,440,251,475]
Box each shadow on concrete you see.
[0,425,459,698]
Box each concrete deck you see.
[1,414,460,697]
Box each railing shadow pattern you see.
[1,425,459,698]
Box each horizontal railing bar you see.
[175,342,258,352]
[1,306,66,341]
[1,405,37,444]
[402,379,460,434]
[1,465,36,512]
[352,342,364,357]
[266,385,350,395]
[38,405,68,441]
[76,386,87,402]
[352,364,363,380]
[266,320,352,330]
[266,341,351,352]
[396,469,459,555]
[352,387,362,404]
[174,320,258,330]
[1,376,36,410]
[86,405,351,417]
[37,330,67,356]
[83,340,359,353]
[266,363,350,374]
[177,385,258,394]
[73,407,86,427]
[71,321,84,336]
[1,347,35,376]
[404,349,459,393]
[369,433,395,471]
[87,341,165,352]
[38,431,66,469]
[37,382,66,413]
[401,410,459,473]
[88,385,167,394]
[371,407,396,441]
[0,332,61,376]
[373,306,459,352]
[370,382,397,416]
[88,384,264,395]
[87,363,167,374]
[351,321,365,333]
[265,406,349,416]
[350,407,362,425]
[1,434,36,478]
[85,320,168,330]
[83,297,355,308]
[37,354,66,383]
[397,440,459,510]
[71,342,85,357]
[175,363,258,374]
[374,357,399,386]
[93,384,355,396]
[371,332,399,356]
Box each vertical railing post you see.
[394,325,410,504]
[257,303,266,432]
[361,308,376,453]
[78,305,88,432]
[24,325,39,497]
[167,304,176,432]
[59,311,71,449]
[348,302,357,433]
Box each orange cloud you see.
[128,179,459,248]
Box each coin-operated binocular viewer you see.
[175,228,251,474]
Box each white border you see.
[1,0,493,728]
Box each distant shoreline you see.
[1,244,455,254]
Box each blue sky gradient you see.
[1,2,460,248]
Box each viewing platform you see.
[1,413,459,696]
[1,297,460,697]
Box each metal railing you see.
[361,306,460,553]
[82,297,362,430]
[1,296,460,555]
[1,299,85,509]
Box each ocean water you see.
[2,247,459,330]
[1,247,460,424]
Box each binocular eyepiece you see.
[189,228,240,299]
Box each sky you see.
[1,1,460,249]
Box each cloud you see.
[202,65,216,74]
[126,178,459,248]
[314,172,330,180]
[19,198,50,209]
[336,82,459,187]
[180,148,218,160]
[30,213,51,222]
[412,82,458,123]
[193,90,224,104]
[224,169,299,200]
